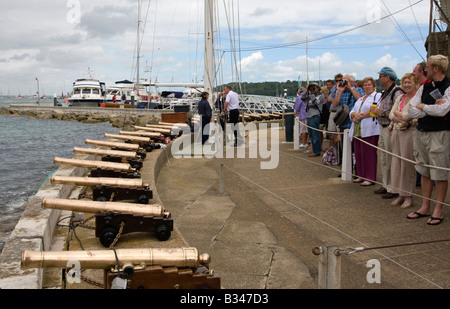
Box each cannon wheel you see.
[99,227,118,247]
[131,163,141,170]
[95,195,109,202]
[155,224,171,241]
[137,194,149,204]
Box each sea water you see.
[0,97,120,250]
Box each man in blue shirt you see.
[331,74,364,168]
[332,74,364,131]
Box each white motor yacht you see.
[67,79,106,107]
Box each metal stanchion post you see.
[341,128,352,181]
[317,244,341,289]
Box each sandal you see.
[406,211,430,219]
[427,217,444,225]
[391,198,404,207]
[360,181,374,186]
[353,178,363,183]
[400,201,414,209]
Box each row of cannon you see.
[21,122,222,289]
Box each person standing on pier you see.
[407,54,450,225]
[198,91,212,145]
[302,83,324,157]
[370,67,404,199]
[223,85,242,147]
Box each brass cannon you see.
[85,139,147,159]
[54,157,141,179]
[42,197,173,245]
[146,124,188,137]
[21,247,221,289]
[50,175,153,204]
[73,147,143,171]
[134,125,182,138]
[104,133,158,151]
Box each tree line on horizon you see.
[218,78,394,97]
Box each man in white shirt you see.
[407,54,450,225]
[222,85,242,146]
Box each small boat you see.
[67,79,106,107]
[105,80,149,108]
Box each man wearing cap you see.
[406,54,450,225]
[370,67,404,199]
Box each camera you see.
[339,80,348,87]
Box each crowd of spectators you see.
[294,54,450,225]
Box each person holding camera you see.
[332,75,364,168]
[332,74,364,130]
[302,83,324,157]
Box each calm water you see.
[0,97,120,249]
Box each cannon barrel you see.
[50,175,146,187]
[105,133,152,143]
[21,247,211,270]
[119,131,160,138]
[85,139,140,151]
[148,124,189,131]
[54,157,132,172]
[42,197,168,217]
[133,126,169,136]
[134,126,171,134]
[73,147,137,159]
[146,124,179,129]
[159,122,189,127]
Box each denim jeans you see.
[307,115,321,155]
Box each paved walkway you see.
[156,128,450,289]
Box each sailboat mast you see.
[204,0,215,102]
[306,36,309,84]
[136,0,141,98]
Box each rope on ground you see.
[298,120,450,172]
[279,148,450,208]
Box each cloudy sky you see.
[0,0,432,96]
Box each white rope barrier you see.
[295,118,450,172]
[292,118,450,207]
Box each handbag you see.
[333,93,353,126]
[333,104,350,126]
[322,145,340,166]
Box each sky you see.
[0,0,436,96]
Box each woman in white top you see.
[349,77,381,186]
[388,73,419,208]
